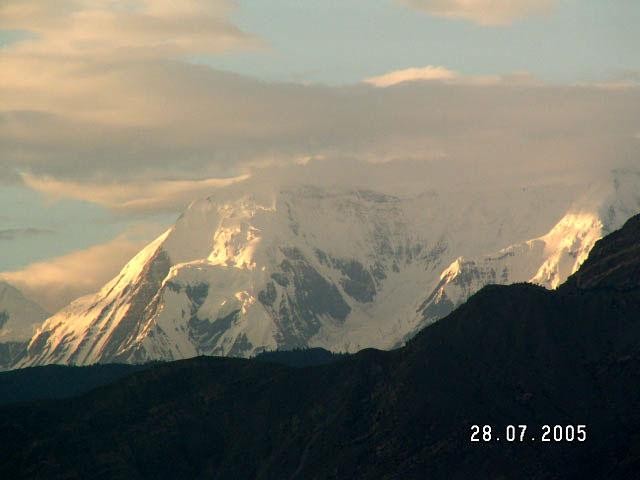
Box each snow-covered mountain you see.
[18,169,640,367]
[0,281,49,369]
[413,168,640,338]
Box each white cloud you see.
[399,0,556,26]
[364,66,541,87]
[21,173,251,214]
[364,65,458,87]
[0,227,163,311]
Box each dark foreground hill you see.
[0,348,344,407]
[0,363,153,406]
[1,215,640,479]
[253,347,348,367]
[0,348,347,406]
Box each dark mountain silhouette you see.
[0,363,154,407]
[254,347,348,367]
[1,215,640,479]
[0,349,343,407]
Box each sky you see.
[1,0,639,311]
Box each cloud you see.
[0,0,262,187]
[2,65,639,204]
[364,66,457,87]
[0,226,163,311]
[22,173,251,214]
[0,227,54,241]
[0,0,259,128]
[399,0,556,26]
[364,65,540,87]
[0,0,258,58]
[1,1,638,213]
